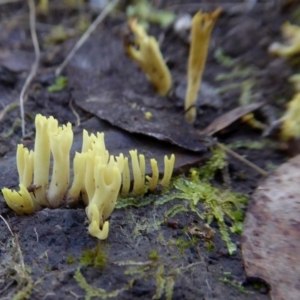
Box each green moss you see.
[196,147,227,180]
[47,76,68,92]
[213,48,235,67]
[149,249,159,261]
[45,265,51,272]
[126,0,175,30]
[74,268,125,300]
[166,147,247,254]
[80,243,107,269]
[164,204,188,219]
[116,194,156,209]
[220,277,249,294]
[66,254,75,264]
[227,140,268,150]
[205,241,214,252]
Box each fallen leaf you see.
[242,154,300,300]
[200,102,264,136]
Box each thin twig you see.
[0,102,19,123]
[69,99,81,127]
[0,215,14,236]
[217,142,268,177]
[55,0,119,76]
[20,0,40,137]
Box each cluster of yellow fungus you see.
[1,114,175,240]
[280,93,300,141]
[268,22,300,58]
[3,115,73,213]
[125,19,172,96]
[185,8,222,123]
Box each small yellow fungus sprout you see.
[145,111,153,120]
[241,113,266,131]
[2,184,35,215]
[146,158,159,191]
[47,122,73,208]
[125,19,172,96]
[269,22,300,58]
[161,154,175,188]
[185,8,221,123]
[280,93,300,141]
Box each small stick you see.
[55,0,119,76]
[69,98,81,127]
[217,142,268,177]
[20,0,40,137]
[0,215,14,236]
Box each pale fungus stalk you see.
[121,157,130,196]
[83,150,96,205]
[47,123,73,208]
[17,145,34,187]
[125,19,172,96]
[33,114,54,207]
[67,152,86,205]
[161,154,175,188]
[130,150,146,195]
[146,158,159,191]
[185,8,221,123]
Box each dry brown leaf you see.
[242,154,300,300]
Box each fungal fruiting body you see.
[185,8,221,123]
[269,22,300,58]
[2,184,34,215]
[280,93,300,141]
[1,114,175,240]
[47,122,73,208]
[125,19,172,96]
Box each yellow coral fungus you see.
[146,158,159,191]
[130,150,146,195]
[17,145,34,188]
[47,122,73,208]
[185,8,221,123]
[125,19,172,96]
[280,93,300,141]
[269,22,300,58]
[161,154,175,188]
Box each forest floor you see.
[0,1,299,299]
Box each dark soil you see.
[0,1,298,299]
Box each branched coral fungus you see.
[2,114,175,240]
[125,19,172,96]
